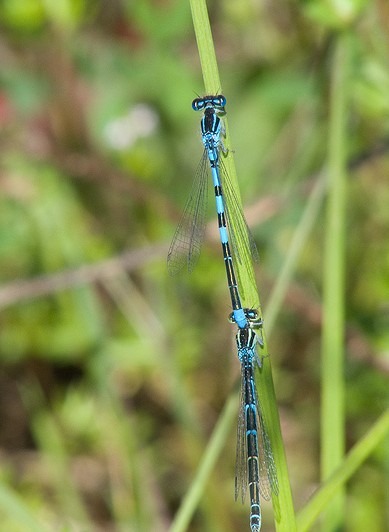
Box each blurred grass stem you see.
[320,32,350,530]
[298,408,389,530]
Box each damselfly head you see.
[192,95,226,112]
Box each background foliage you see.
[0,0,388,531]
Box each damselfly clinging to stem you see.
[167,95,258,328]
[235,322,279,531]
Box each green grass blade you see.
[257,356,296,532]
[298,408,389,530]
[0,482,47,532]
[189,0,221,95]
[320,33,350,530]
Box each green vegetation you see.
[0,1,388,531]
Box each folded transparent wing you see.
[167,152,209,275]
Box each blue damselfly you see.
[167,95,258,328]
[235,325,279,531]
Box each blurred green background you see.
[0,0,388,530]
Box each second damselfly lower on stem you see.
[235,321,279,532]
[167,95,258,328]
